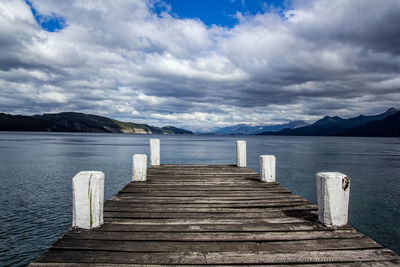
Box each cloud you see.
[0,0,399,131]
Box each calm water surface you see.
[0,132,399,266]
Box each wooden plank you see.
[103,204,318,212]
[108,194,304,201]
[145,175,261,179]
[63,229,363,241]
[111,191,292,197]
[138,178,264,183]
[106,199,308,206]
[110,194,304,200]
[103,211,315,219]
[120,184,288,190]
[116,190,292,196]
[28,261,400,267]
[108,193,303,200]
[147,170,256,173]
[144,178,263,182]
[146,174,259,177]
[144,177,261,180]
[51,237,382,252]
[118,189,292,194]
[93,222,334,232]
[120,185,286,190]
[146,173,258,177]
[122,183,281,188]
[103,217,317,224]
[33,249,400,265]
[139,182,268,185]
[148,166,253,169]
[103,203,309,211]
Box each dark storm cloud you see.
[0,0,399,131]
[295,2,400,56]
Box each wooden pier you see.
[31,164,400,266]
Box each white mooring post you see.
[150,138,160,166]
[133,154,147,181]
[72,171,104,229]
[260,155,276,182]
[236,140,246,167]
[316,172,350,227]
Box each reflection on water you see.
[0,132,399,265]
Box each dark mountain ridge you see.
[260,108,400,137]
[0,112,193,134]
[212,120,309,135]
[313,108,398,128]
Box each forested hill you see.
[0,112,193,134]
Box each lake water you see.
[0,132,399,266]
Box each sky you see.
[0,0,399,131]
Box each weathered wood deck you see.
[31,165,400,266]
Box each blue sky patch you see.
[153,0,291,27]
[26,0,66,32]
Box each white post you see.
[260,155,276,182]
[72,171,104,229]
[236,140,246,167]
[133,154,147,181]
[316,172,350,227]
[150,138,160,166]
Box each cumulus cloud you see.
[0,0,399,131]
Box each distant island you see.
[0,112,193,134]
[259,108,400,137]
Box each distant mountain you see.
[161,126,193,135]
[344,111,400,137]
[0,112,193,134]
[313,116,345,127]
[212,121,309,135]
[313,107,399,129]
[260,108,400,137]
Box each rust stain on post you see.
[342,176,349,191]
